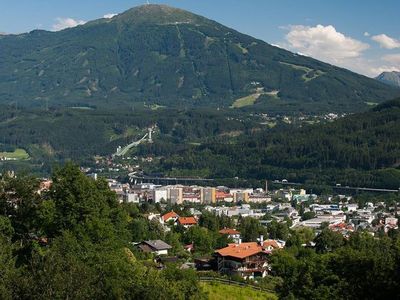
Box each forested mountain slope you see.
[0,4,398,112]
[148,98,400,188]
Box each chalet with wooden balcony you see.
[214,242,270,279]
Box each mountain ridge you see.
[376,71,400,87]
[0,4,399,113]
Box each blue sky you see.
[1,0,399,77]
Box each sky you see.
[0,0,399,77]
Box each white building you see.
[152,188,168,203]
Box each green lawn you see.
[0,148,30,160]
[201,282,277,300]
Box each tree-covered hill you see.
[0,4,399,113]
[146,98,400,188]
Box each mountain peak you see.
[117,4,206,25]
[376,71,400,87]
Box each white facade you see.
[153,189,168,203]
[125,193,139,203]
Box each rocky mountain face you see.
[376,71,400,88]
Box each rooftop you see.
[162,211,179,222]
[178,216,197,225]
[143,240,172,251]
[219,228,240,235]
[215,242,263,259]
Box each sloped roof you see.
[143,240,172,251]
[215,242,263,259]
[262,240,280,249]
[162,211,179,222]
[219,228,240,235]
[178,216,197,225]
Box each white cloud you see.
[52,17,86,31]
[350,54,399,77]
[382,54,400,66]
[371,34,400,49]
[364,32,370,37]
[279,24,390,76]
[285,25,370,64]
[104,13,117,19]
[371,66,400,75]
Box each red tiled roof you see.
[215,242,263,259]
[178,216,197,225]
[262,240,280,249]
[162,211,179,222]
[219,228,240,235]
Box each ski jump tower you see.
[148,127,152,142]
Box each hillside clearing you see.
[231,93,262,108]
[0,148,30,160]
[201,282,277,300]
[280,61,325,82]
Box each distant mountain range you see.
[376,71,400,87]
[0,4,399,113]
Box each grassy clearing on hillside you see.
[0,148,30,160]
[201,282,277,300]
[280,61,325,82]
[231,93,262,108]
[70,106,95,110]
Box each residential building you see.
[124,193,139,203]
[219,228,241,244]
[300,215,346,228]
[233,191,249,203]
[182,186,202,203]
[248,194,271,203]
[178,216,197,228]
[137,240,172,256]
[152,188,168,203]
[201,187,216,204]
[168,186,183,204]
[215,242,270,279]
[161,211,179,224]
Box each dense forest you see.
[141,99,400,189]
[0,164,207,299]
[1,99,400,188]
[0,105,255,173]
[270,228,400,299]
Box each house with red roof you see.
[215,242,269,279]
[219,228,241,244]
[262,239,281,253]
[177,216,197,228]
[161,211,179,224]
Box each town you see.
[39,173,397,281]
